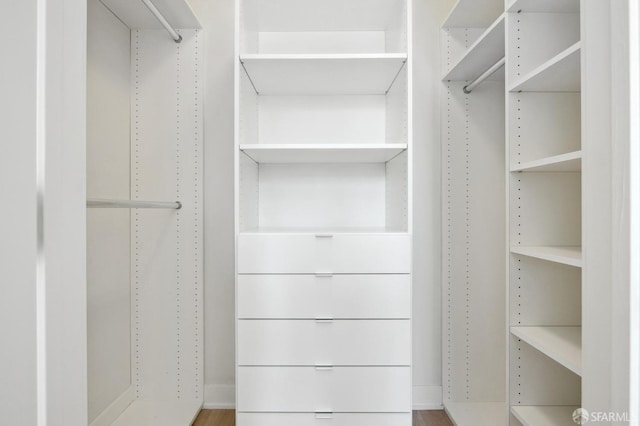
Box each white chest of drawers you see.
[236,234,411,425]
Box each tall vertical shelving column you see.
[234,1,413,425]
[440,0,507,424]
[505,0,583,424]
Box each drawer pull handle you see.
[315,365,334,371]
[315,318,334,323]
[315,273,333,278]
[315,412,333,419]
[315,234,334,238]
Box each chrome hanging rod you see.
[141,0,182,43]
[463,57,505,94]
[87,199,182,210]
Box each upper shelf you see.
[511,326,582,376]
[443,14,505,81]
[507,0,580,13]
[510,246,582,268]
[240,144,407,164]
[240,54,407,95]
[101,0,201,29]
[443,0,504,28]
[510,42,581,92]
[511,151,582,173]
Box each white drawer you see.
[237,412,412,426]
[238,320,410,366]
[237,234,410,273]
[237,274,410,319]
[237,366,411,412]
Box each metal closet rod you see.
[141,0,182,43]
[463,57,506,94]
[87,199,182,209]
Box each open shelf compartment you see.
[510,42,581,92]
[442,0,503,28]
[511,326,582,376]
[240,54,407,95]
[443,14,505,81]
[511,151,582,173]
[511,246,582,267]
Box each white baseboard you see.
[89,385,135,426]
[203,384,443,410]
[203,384,236,409]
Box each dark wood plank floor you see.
[193,410,454,426]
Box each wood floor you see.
[193,410,454,426]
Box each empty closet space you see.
[506,0,582,424]
[86,0,202,425]
[441,0,506,424]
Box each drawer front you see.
[238,234,411,273]
[237,366,411,412]
[237,413,412,426]
[237,274,410,319]
[238,320,410,366]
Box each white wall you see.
[187,0,451,408]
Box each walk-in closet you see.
[2,0,638,425]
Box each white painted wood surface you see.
[511,327,582,376]
[237,274,411,319]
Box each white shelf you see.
[511,327,582,376]
[444,402,506,426]
[443,15,506,81]
[240,144,407,164]
[510,43,581,92]
[100,0,201,29]
[510,246,582,267]
[443,0,504,28]
[241,226,408,235]
[507,0,580,13]
[511,151,582,172]
[112,400,202,426]
[240,54,407,95]
[511,406,580,426]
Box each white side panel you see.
[237,366,411,412]
[0,2,38,422]
[258,96,386,145]
[237,320,411,365]
[238,413,412,426]
[86,0,132,421]
[442,78,506,403]
[131,29,202,403]
[258,163,386,229]
[237,274,411,319]
[238,234,411,274]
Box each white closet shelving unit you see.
[506,0,582,425]
[441,0,507,424]
[86,0,202,425]
[235,0,412,424]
